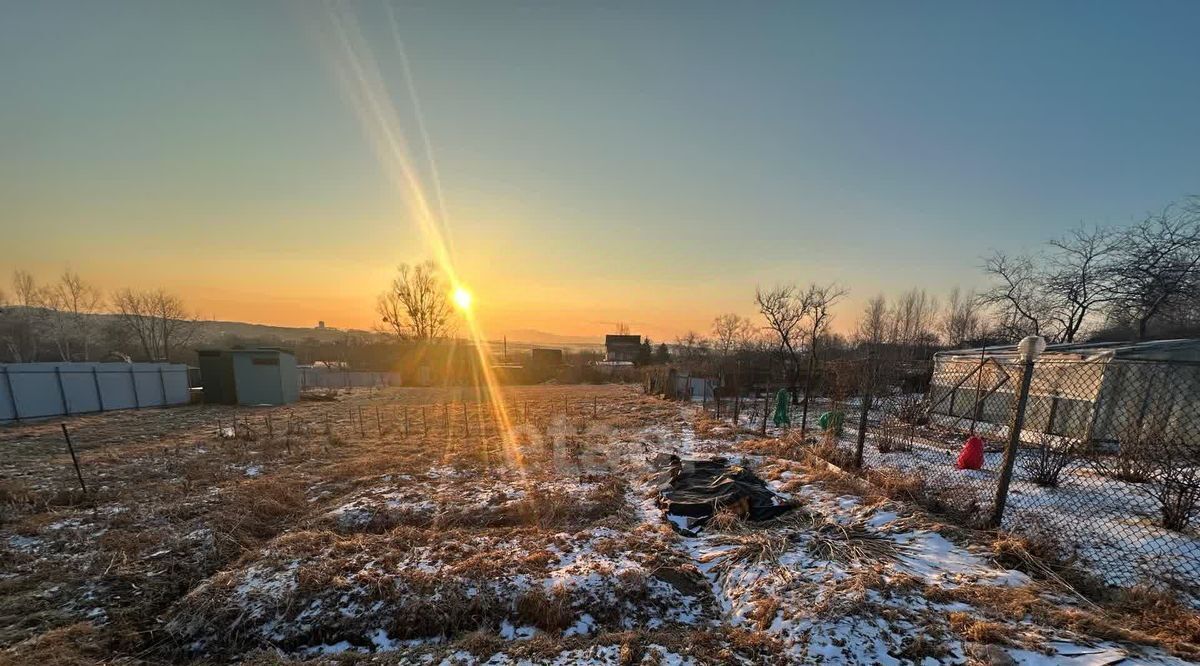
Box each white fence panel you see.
[0,363,190,422]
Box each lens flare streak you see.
[317,1,522,467]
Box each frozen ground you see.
[1,386,1197,664]
[717,395,1200,592]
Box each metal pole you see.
[61,423,87,495]
[969,347,986,434]
[761,387,769,435]
[854,393,872,468]
[2,367,19,421]
[130,365,141,409]
[158,365,168,406]
[991,356,1036,528]
[800,352,817,436]
[54,366,71,416]
[91,367,105,413]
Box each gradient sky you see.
[3,1,1199,342]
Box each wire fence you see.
[702,351,1200,591]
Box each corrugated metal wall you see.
[0,362,190,421]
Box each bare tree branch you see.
[377,261,455,341]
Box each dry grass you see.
[926,578,1200,659]
[515,585,574,632]
[805,518,905,566]
[0,384,664,663]
[0,622,109,666]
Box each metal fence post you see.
[54,366,71,416]
[130,365,141,409]
[3,366,20,421]
[92,367,105,413]
[854,353,875,469]
[761,388,769,435]
[990,354,1036,528]
[800,356,816,436]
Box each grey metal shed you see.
[197,348,299,406]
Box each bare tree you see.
[614,322,631,335]
[711,313,754,358]
[1,271,48,362]
[12,270,40,307]
[856,294,889,347]
[980,251,1054,340]
[755,284,805,392]
[888,288,938,355]
[1108,200,1200,340]
[1042,225,1117,342]
[111,288,197,361]
[941,287,983,348]
[43,271,105,361]
[798,282,848,415]
[377,261,454,340]
[673,330,709,369]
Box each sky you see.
[2,0,1199,343]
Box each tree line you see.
[982,197,1200,342]
[0,270,198,363]
[636,196,1199,399]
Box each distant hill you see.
[2,305,602,350]
[493,329,604,348]
[186,319,374,345]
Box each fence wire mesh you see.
[704,351,1200,591]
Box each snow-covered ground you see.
[708,394,1200,591]
[635,410,1193,666]
[847,431,1200,589]
[31,392,1181,664]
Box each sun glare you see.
[453,286,473,311]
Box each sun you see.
[452,286,473,311]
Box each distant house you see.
[605,335,641,364]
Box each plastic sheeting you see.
[653,454,796,535]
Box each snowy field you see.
[1,385,1197,664]
[719,395,1200,592]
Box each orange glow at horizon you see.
[319,0,527,467]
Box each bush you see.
[874,421,912,453]
[1106,424,1160,483]
[1155,463,1200,532]
[1021,436,1074,487]
[1098,426,1200,532]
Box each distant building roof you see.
[605,335,641,346]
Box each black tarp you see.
[653,454,796,535]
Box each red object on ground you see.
[956,435,985,470]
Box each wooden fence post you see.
[991,355,1036,528]
[854,353,875,469]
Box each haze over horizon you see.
[4,1,1199,343]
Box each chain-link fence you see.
[704,350,1200,591]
